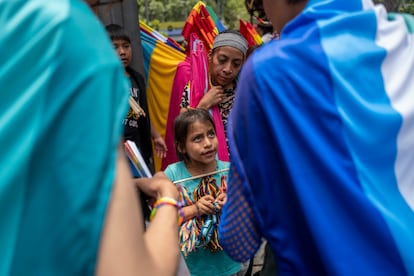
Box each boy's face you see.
[112,39,132,68]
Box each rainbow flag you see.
[140,21,184,53]
[239,19,262,47]
[139,21,186,171]
[182,1,225,55]
[205,5,226,33]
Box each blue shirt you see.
[219,0,414,275]
[0,0,128,275]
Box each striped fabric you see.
[239,19,263,47]
[182,1,223,55]
[139,22,186,171]
[219,0,414,275]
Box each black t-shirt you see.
[123,67,154,173]
[124,68,153,223]
[123,76,142,141]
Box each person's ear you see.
[177,143,186,154]
[208,50,213,63]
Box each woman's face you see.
[209,46,245,89]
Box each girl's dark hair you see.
[105,23,131,43]
[174,108,216,161]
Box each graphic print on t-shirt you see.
[123,85,141,128]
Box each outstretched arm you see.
[96,145,180,276]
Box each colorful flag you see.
[139,21,186,171]
[239,19,262,47]
[181,1,224,55]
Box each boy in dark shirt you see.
[106,24,167,221]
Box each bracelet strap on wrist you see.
[149,197,185,224]
[154,197,178,208]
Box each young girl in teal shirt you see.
[164,108,240,276]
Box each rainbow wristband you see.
[149,197,185,224]
[153,197,178,208]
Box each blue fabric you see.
[219,0,414,275]
[165,160,240,276]
[317,9,414,273]
[0,0,128,275]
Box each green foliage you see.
[137,0,250,30]
[138,0,414,31]
[223,0,251,29]
[373,0,414,12]
[150,19,161,30]
[159,21,186,30]
[400,3,414,14]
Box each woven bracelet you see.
[149,197,185,224]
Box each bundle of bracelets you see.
[149,197,186,225]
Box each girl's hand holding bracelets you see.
[195,202,201,218]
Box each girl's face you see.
[112,39,132,68]
[209,46,244,89]
[180,120,218,168]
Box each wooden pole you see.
[173,168,230,184]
